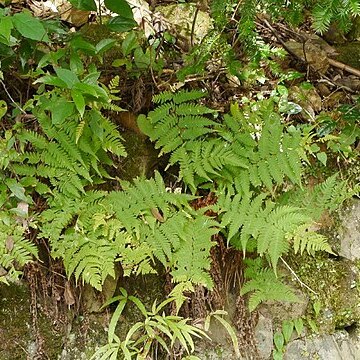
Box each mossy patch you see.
[289,253,360,333]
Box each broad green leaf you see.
[33,75,67,88]
[70,52,84,75]
[68,0,97,11]
[274,331,284,351]
[54,68,79,89]
[0,17,13,45]
[82,72,100,85]
[313,300,322,316]
[5,178,30,202]
[272,349,283,360]
[122,31,138,56]
[108,299,127,343]
[293,318,304,336]
[112,58,132,69]
[213,314,240,358]
[12,12,49,42]
[104,0,133,17]
[51,98,75,124]
[71,89,85,117]
[0,100,7,119]
[73,83,99,97]
[95,38,116,54]
[281,320,294,343]
[134,47,150,68]
[107,16,137,32]
[70,36,96,53]
[316,152,327,166]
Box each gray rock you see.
[284,331,360,360]
[339,199,360,261]
[254,314,273,359]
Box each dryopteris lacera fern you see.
[215,191,311,270]
[240,259,299,312]
[136,89,354,310]
[40,173,218,290]
[138,90,303,193]
[13,70,126,198]
[0,134,38,284]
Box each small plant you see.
[272,318,304,360]
[204,310,241,358]
[92,288,209,360]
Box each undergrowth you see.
[0,1,359,359]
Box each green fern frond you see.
[241,268,299,311]
[153,89,206,104]
[280,174,353,221]
[0,219,37,283]
[171,216,218,288]
[292,224,334,255]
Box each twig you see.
[261,19,360,79]
[280,257,318,295]
[190,7,200,48]
[0,79,26,114]
[328,58,360,78]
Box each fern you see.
[241,266,299,312]
[216,191,310,269]
[41,173,218,289]
[291,224,334,256]
[143,93,304,193]
[170,216,218,288]
[279,174,356,221]
[138,90,217,155]
[0,196,37,283]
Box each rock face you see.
[254,314,273,359]
[284,331,360,360]
[338,199,360,261]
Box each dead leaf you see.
[0,266,8,277]
[5,236,14,252]
[64,281,75,306]
[17,201,29,217]
[151,207,165,222]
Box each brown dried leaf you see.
[5,236,14,252]
[64,281,75,307]
[150,207,165,222]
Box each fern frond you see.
[153,89,206,104]
[240,268,298,311]
[171,216,218,288]
[292,224,334,255]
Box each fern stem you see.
[280,257,317,295]
[0,79,26,114]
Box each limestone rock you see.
[284,331,360,360]
[285,41,329,74]
[254,313,273,359]
[289,84,322,120]
[338,199,360,261]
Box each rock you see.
[323,23,347,44]
[348,17,360,41]
[157,3,212,49]
[306,35,339,57]
[285,41,329,74]
[338,199,360,261]
[254,313,273,359]
[334,42,360,70]
[322,91,347,109]
[284,330,360,360]
[289,84,322,120]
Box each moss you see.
[335,42,360,70]
[117,131,159,180]
[0,283,32,359]
[0,282,111,359]
[288,253,360,333]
